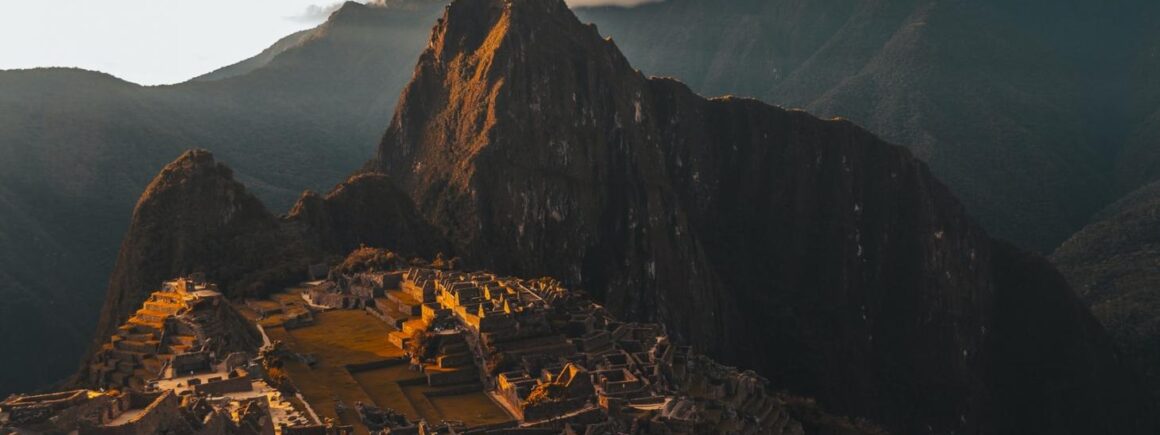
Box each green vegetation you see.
[268,307,509,431]
[333,247,406,276]
[1053,179,1160,407]
[0,0,446,396]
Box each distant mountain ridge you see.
[7,2,1160,426]
[1052,179,1160,410]
[366,1,1151,432]
[192,29,315,82]
[575,0,1160,252]
[92,0,1153,433]
[0,0,446,396]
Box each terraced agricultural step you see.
[383,309,414,329]
[427,367,479,386]
[109,349,149,364]
[386,291,422,314]
[361,377,421,420]
[120,332,156,342]
[126,318,164,336]
[402,319,428,336]
[439,342,468,355]
[151,292,184,304]
[402,283,435,304]
[402,384,440,423]
[388,330,412,349]
[144,301,184,315]
[134,308,171,323]
[437,352,474,369]
[114,338,160,353]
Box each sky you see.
[0,0,660,86]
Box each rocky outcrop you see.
[92,150,310,347]
[575,0,1160,253]
[84,0,1154,433]
[90,152,450,371]
[285,173,450,258]
[365,0,1152,433]
[0,0,448,395]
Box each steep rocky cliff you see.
[86,0,1154,432]
[0,0,447,395]
[991,240,1149,433]
[366,0,1151,432]
[574,0,1160,253]
[92,150,451,352]
[91,150,309,345]
[285,173,450,257]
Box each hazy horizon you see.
[0,0,661,86]
[0,0,353,86]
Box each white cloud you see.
[0,0,666,85]
[0,0,344,85]
[289,2,346,23]
[291,0,663,22]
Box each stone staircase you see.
[372,290,422,329]
[380,289,430,349]
[425,332,479,387]
[89,289,203,390]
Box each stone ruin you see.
[86,277,259,391]
[325,265,814,434]
[3,277,348,435]
[5,262,865,434]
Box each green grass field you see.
[267,309,512,431]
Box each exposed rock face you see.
[285,173,450,257]
[367,0,1152,432]
[0,0,447,395]
[574,0,1160,252]
[92,150,309,348]
[84,0,1155,432]
[92,153,449,358]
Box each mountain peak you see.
[137,149,234,207]
[379,0,641,179]
[427,0,620,68]
[326,1,378,24]
[168,148,217,171]
[368,0,1152,431]
[95,150,290,348]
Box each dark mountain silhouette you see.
[572,4,1160,408]
[365,1,1151,432]
[191,29,315,82]
[0,0,446,396]
[7,1,1159,431]
[90,149,446,348]
[92,149,306,348]
[94,0,1152,433]
[1116,33,1160,189]
[574,0,1160,413]
[1052,180,1160,409]
[574,0,1160,252]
